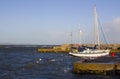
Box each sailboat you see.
[69,6,110,58]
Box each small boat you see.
[69,5,110,58]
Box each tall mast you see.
[94,5,100,48]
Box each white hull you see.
[69,49,110,58]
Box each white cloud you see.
[104,17,120,43]
[113,18,120,24]
[34,30,71,45]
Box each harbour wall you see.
[38,44,120,53]
[73,62,120,75]
[73,53,120,75]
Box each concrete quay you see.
[38,44,71,53]
[73,53,120,75]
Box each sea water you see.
[0,47,120,79]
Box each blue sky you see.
[0,0,120,45]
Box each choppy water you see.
[0,47,120,79]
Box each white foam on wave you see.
[36,58,42,64]
[50,59,56,62]
[39,58,42,61]
[63,67,71,73]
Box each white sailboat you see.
[69,6,110,58]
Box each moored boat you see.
[69,5,110,58]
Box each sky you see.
[0,0,120,45]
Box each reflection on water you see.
[0,47,120,79]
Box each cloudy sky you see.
[0,0,120,45]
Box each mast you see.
[94,5,100,49]
[70,32,73,45]
[70,32,73,52]
[79,28,82,45]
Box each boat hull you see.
[69,49,110,58]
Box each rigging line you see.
[98,18,109,48]
[98,18,107,43]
